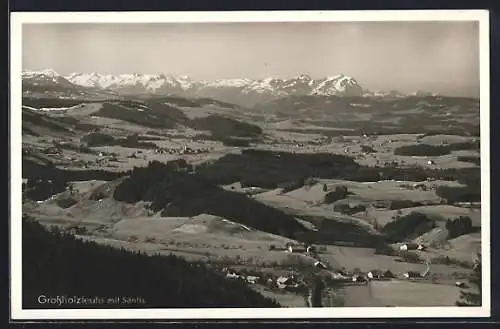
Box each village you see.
[215,240,480,307]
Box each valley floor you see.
[20,97,482,308]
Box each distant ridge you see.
[22,69,478,106]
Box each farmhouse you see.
[330,272,349,280]
[225,272,241,279]
[314,261,328,269]
[400,243,427,252]
[352,274,368,283]
[276,275,298,289]
[246,276,260,284]
[367,270,384,280]
[223,268,243,280]
[413,183,428,191]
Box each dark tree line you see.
[22,217,280,309]
[360,145,377,154]
[143,96,200,107]
[220,138,252,147]
[448,140,480,151]
[22,97,100,109]
[198,150,359,189]
[96,102,187,129]
[275,177,318,194]
[95,101,262,139]
[195,98,239,109]
[197,149,481,192]
[23,158,126,182]
[81,132,115,146]
[457,156,481,166]
[323,186,349,204]
[388,199,423,210]
[333,203,366,215]
[23,146,480,206]
[436,186,481,204]
[394,141,479,156]
[190,115,263,138]
[53,141,95,154]
[446,216,474,239]
[22,158,127,201]
[24,178,68,201]
[22,108,74,133]
[394,144,452,156]
[81,132,157,149]
[381,212,436,242]
[113,161,309,239]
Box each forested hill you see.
[113,161,309,239]
[22,217,280,309]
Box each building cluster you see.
[42,146,62,156]
[222,267,306,290]
[151,145,211,155]
[399,242,428,252]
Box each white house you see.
[331,272,347,280]
[276,276,297,289]
[352,274,367,283]
[246,276,260,284]
[314,261,327,269]
[225,272,241,279]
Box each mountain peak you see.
[312,75,363,96]
[39,68,60,76]
[296,73,312,81]
[23,68,61,78]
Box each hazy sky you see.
[22,21,479,93]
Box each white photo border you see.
[9,9,491,320]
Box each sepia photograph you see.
[10,10,490,320]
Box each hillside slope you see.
[22,217,280,308]
[113,161,309,239]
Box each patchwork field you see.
[21,93,482,308]
[342,281,461,307]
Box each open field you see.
[342,280,461,307]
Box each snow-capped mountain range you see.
[62,71,365,96]
[22,69,412,106]
[22,69,78,89]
